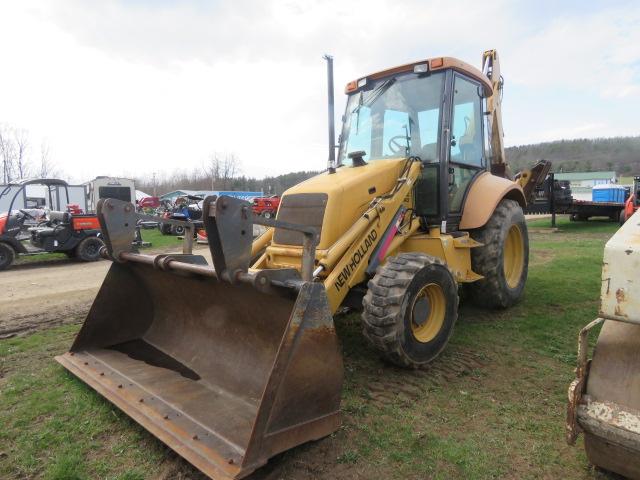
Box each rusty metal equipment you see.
[56,197,343,479]
[567,208,640,479]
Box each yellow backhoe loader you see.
[56,50,549,479]
[567,208,640,479]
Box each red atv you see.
[0,179,105,271]
[252,195,280,219]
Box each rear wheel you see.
[469,199,529,309]
[75,237,104,262]
[362,253,458,368]
[263,211,273,219]
[0,242,16,271]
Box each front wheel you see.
[362,253,458,368]
[75,237,105,262]
[0,242,16,271]
[619,209,627,225]
[469,199,529,309]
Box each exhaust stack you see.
[324,54,336,174]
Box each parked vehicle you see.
[524,172,627,221]
[252,195,280,218]
[137,196,160,210]
[57,50,550,479]
[0,179,104,270]
[158,195,203,236]
[0,180,87,213]
[85,177,136,213]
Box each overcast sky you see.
[1,0,639,183]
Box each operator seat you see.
[29,211,71,238]
[417,143,438,162]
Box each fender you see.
[0,236,28,254]
[459,172,526,230]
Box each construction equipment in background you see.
[56,50,549,479]
[524,171,628,224]
[567,208,640,479]
[157,195,204,236]
[620,175,640,224]
[0,179,105,270]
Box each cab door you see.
[445,74,486,227]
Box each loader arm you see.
[317,159,423,312]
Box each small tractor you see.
[0,179,104,270]
[567,207,640,478]
[252,195,281,219]
[57,50,548,479]
[157,195,203,236]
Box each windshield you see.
[338,71,445,166]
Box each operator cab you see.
[338,57,493,230]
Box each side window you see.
[450,76,483,167]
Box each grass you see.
[0,216,619,479]
[137,227,188,250]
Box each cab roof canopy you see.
[345,56,492,96]
[8,178,69,187]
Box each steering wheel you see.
[388,135,409,154]
[18,209,36,220]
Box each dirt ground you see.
[0,247,212,339]
[0,260,109,338]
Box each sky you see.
[0,0,639,183]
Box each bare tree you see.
[14,128,30,179]
[201,152,242,191]
[203,153,221,190]
[220,153,240,190]
[39,140,58,178]
[0,125,16,183]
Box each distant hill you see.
[506,136,640,175]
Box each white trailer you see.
[85,177,136,213]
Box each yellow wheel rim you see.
[504,224,525,289]
[411,283,446,343]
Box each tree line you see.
[134,153,319,197]
[506,136,640,175]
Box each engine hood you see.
[274,159,406,250]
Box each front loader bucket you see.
[55,258,343,479]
